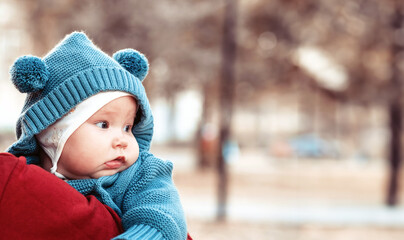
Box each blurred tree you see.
[387,0,403,206]
[217,0,237,221]
[242,0,404,205]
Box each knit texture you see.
[113,224,163,240]
[69,152,187,240]
[7,32,153,163]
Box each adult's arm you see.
[0,152,123,239]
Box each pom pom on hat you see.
[113,49,149,81]
[10,55,49,93]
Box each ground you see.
[185,220,404,240]
[154,146,404,240]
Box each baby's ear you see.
[10,55,49,93]
[113,49,149,82]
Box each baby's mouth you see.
[105,156,126,169]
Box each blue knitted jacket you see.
[69,152,187,240]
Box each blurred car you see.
[289,134,339,158]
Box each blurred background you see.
[2,0,404,239]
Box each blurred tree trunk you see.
[217,0,237,221]
[197,82,214,169]
[387,3,403,206]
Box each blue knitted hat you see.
[7,32,153,164]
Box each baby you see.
[7,32,188,240]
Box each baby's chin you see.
[63,162,134,179]
[89,167,130,179]
[64,169,125,180]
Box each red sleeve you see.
[0,152,123,239]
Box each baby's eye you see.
[123,125,132,133]
[95,121,109,129]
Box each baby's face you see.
[57,96,139,179]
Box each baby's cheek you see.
[128,146,139,163]
[129,150,139,163]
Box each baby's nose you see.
[112,134,128,149]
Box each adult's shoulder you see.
[0,152,123,239]
[0,152,25,194]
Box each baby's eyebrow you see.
[92,109,115,117]
[94,107,137,119]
